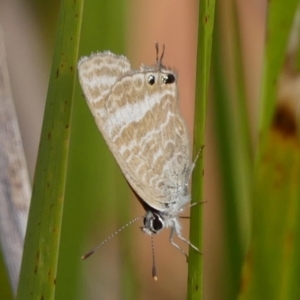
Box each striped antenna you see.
[81,216,143,260]
[151,235,158,281]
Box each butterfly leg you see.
[169,226,189,261]
[169,219,202,261]
[176,233,201,254]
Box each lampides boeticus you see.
[78,44,201,278]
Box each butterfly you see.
[78,44,201,278]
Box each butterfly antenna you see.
[81,216,143,260]
[155,42,159,63]
[151,235,158,281]
[155,42,165,66]
[160,44,165,63]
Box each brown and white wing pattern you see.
[78,51,131,130]
[78,52,191,213]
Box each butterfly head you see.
[142,210,165,235]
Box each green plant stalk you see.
[16,0,83,299]
[211,1,253,297]
[187,0,215,299]
[212,32,244,299]
[228,0,252,247]
[231,0,253,161]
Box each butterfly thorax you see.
[141,189,190,236]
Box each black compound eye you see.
[143,211,164,234]
[148,75,156,85]
[162,73,175,84]
[152,215,163,232]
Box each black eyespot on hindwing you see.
[162,73,175,84]
[148,75,155,85]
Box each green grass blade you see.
[211,1,253,298]
[16,0,83,299]
[231,1,253,160]
[187,0,215,299]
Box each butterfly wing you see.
[78,53,191,212]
